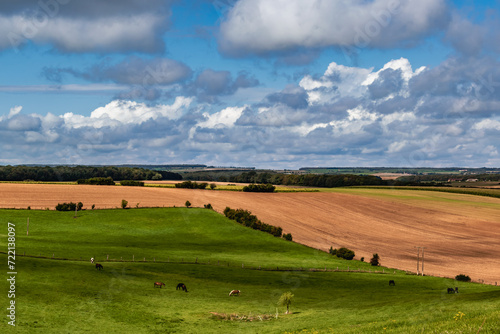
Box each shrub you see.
[77,177,115,185]
[175,181,208,189]
[185,200,191,208]
[120,180,145,186]
[455,274,471,282]
[329,247,355,260]
[223,207,282,237]
[204,203,213,209]
[121,199,128,209]
[77,202,83,211]
[370,253,380,266]
[209,183,217,190]
[242,183,275,192]
[282,233,293,241]
[55,202,77,211]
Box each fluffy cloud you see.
[2,56,500,168]
[218,0,449,57]
[0,0,173,53]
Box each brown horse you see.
[229,289,240,296]
[95,263,103,270]
[154,282,165,288]
[176,283,188,292]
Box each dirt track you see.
[1,183,499,284]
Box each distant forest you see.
[0,165,182,182]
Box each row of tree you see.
[223,207,284,238]
[0,165,182,181]
[242,184,276,192]
[229,171,384,187]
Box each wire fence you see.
[3,251,498,286]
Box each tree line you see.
[229,171,384,187]
[223,207,284,238]
[0,165,182,182]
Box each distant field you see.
[0,183,499,284]
[1,208,499,333]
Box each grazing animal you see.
[229,289,240,296]
[176,283,188,292]
[447,288,455,294]
[455,287,459,293]
[389,280,395,286]
[95,263,103,270]
[154,282,165,288]
[90,257,94,264]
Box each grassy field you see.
[1,208,499,333]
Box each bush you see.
[455,274,471,282]
[282,233,293,241]
[175,181,208,189]
[370,253,380,266]
[185,201,191,208]
[120,180,144,186]
[121,199,128,209]
[55,202,77,211]
[204,203,213,209]
[242,183,275,192]
[223,207,282,237]
[329,247,355,260]
[77,177,115,185]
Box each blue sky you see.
[1,0,500,169]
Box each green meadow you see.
[1,208,499,333]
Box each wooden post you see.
[27,218,29,236]
[107,254,109,260]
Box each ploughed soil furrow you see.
[0,183,499,283]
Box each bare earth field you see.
[1,183,499,284]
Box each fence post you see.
[242,263,244,268]
[133,255,135,262]
[107,254,109,260]
[154,257,156,262]
[196,257,198,263]
[143,257,145,262]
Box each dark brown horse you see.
[176,283,188,292]
[154,282,165,288]
[95,263,103,270]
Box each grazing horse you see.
[95,263,103,270]
[447,288,455,294]
[176,283,188,292]
[229,290,240,296]
[389,280,395,286]
[454,287,459,293]
[154,282,165,288]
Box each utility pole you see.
[414,246,420,275]
[414,246,427,276]
[421,247,427,276]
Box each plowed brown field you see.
[1,183,499,284]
